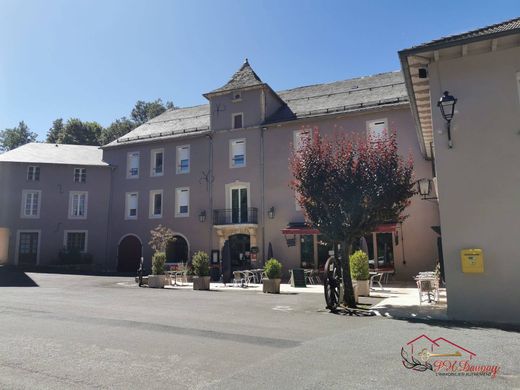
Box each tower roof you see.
[204,58,264,96]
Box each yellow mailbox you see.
[460,249,484,273]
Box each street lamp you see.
[417,178,437,200]
[437,91,457,148]
[268,207,275,219]
[198,210,206,223]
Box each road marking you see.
[272,306,293,312]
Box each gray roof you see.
[400,16,520,54]
[0,143,108,166]
[205,59,264,95]
[108,71,407,147]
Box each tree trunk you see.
[341,240,356,308]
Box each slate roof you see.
[400,16,520,53]
[205,59,264,95]
[108,71,408,147]
[0,143,108,166]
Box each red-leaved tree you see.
[290,129,414,308]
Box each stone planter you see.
[193,276,210,290]
[263,278,281,294]
[148,275,166,288]
[353,279,370,297]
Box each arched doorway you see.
[117,235,142,272]
[166,235,189,264]
[228,234,250,269]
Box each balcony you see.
[213,208,258,225]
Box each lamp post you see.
[268,207,275,219]
[437,91,457,148]
[198,210,206,223]
[417,178,437,200]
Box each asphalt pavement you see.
[0,268,518,389]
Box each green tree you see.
[59,118,103,146]
[0,121,38,152]
[131,99,175,126]
[100,117,136,145]
[290,130,414,308]
[46,118,64,143]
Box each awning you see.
[282,222,398,235]
[373,223,398,233]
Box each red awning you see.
[373,223,398,233]
[282,227,320,235]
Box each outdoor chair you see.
[369,272,383,290]
[233,271,246,287]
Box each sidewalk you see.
[369,283,448,321]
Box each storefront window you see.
[376,233,394,269]
[300,235,314,268]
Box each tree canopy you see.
[99,117,136,145]
[0,121,38,152]
[131,99,175,126]
[290,129,414,307]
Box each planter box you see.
[193,276,210,290]
[353,279,370,297]
[263,278,281,294]
[148,275,166,288]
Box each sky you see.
[0,0,518,139]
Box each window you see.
[367,119,388,139]
[232,113,243,129]
[232,91,242,102]
[151,149,164,177]
[125,192,138,219]
[175,187,189,217]
[69,191,88,219]
[176,145,190,174]
[293,129,311,151]
[230,139,246,168]
[149,190,163,218]
[64,231,87,252]
[127,152,140,178]
[74,168,87,183]
[27,166,40,181]
[21,190,41,218]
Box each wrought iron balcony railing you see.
[213,208,258,225]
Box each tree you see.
[0,121,38,152]
[131,99,175,126]
[148,224,175,253]
[58,118,103,146]
[46,118,64,143]
[290,129,414,307]
[100,117,136,145]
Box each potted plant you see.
[192,251,210,290]
[263,258,282,294]
[350,250,370,300]
[148,252,166,288]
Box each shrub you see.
[350,250,369,280]
[192,251,210,277]
[152,252,166,275]
[264,258,282,279]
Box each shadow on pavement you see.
[0,266,39,287]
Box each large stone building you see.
[0,60,440,281]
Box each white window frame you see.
[125,192,139,220]
[21,190,41,219]
[232,112,244,129]
[127,152,140,179]
[175,187,190,218]
[176,145,190,174]
[230,138,246,168]
[366,118,388,139]
[149,190,163,219]
[73,167,87,183]
[68,191,88,219]
[293,129,312,151]
[150,148,164,177]
[27,166,40,181]
[63,230,88,253]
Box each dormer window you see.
[232,91,242,102]
[232,113,243,129]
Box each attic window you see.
[232,91,242,102]
[232,113,243,129]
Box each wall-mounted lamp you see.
[268,206,275,219]
[437,91,457,148]
[198,210,206,223]
[417,178,437,200]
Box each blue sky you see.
[1,0,518,139]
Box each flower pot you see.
[353,279,370,297]
[263,278,281,294]
[193,276,210,290]
[148,275,166,288]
